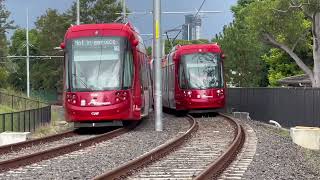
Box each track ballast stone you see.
[0,135,97,162]
[0,114,190,180]
[242,119,320,180]
[129,116,235,179]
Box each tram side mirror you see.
[132,39,139,47]
[221,53,226,60]
[60,42,66,49]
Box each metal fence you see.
[0,91,51,133]
[0,106,51,133]
[227,88,320,128]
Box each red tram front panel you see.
[61,23,151,126]
[162,44,226,112]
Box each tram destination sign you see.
[73,38,120,49]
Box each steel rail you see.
[94,115,198,180]
[0,125,136,173]
[94,113,245,180]
[0,130,76,155]
[194,113,246,179]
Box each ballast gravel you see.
[0,134,96,162]
[242,119,320,180]
[0,114,190,180]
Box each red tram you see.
[162,44,226,113]
[61,23,152,127]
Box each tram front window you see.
[179,52,223,89]
[69,37,133,91]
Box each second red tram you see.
[162,44,226,113]
[61,23,152,127]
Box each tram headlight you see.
[72,100,77,104]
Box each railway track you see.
[94,113,246,180]
[0,130,76,155]
[0,123,137,173]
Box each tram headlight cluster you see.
[67,93,78,105]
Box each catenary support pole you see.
[26,9,30,98]
[77,0,80,25]
[153,0,163,131]
[122,0,126,21]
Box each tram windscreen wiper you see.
[72,73,90,90]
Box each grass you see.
[30,106,72,139]
[272,128,290,138]
[0,105,14,114]
[0,88,47,111]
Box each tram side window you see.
[123,50,134,89]
[179,62,187,89]
[65,53,69,90]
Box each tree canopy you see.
[0,0,15,88]
[241,0,320,87]
[66,0,124,24]
[216,0,319,87]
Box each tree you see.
[8,29,40,91]
[262,48,303,86]
[36,9,71,55]
[244,0,320,87]
[31,9,71,91]
[213,0,269,87]
[164,39,210,54]
[66,0,124,24]
[215,24,268,87]
[0,0,15,88]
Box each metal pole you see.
[153,0,163,131]
[122,0,126,21]
[187,24,190,41]
[26,8,30,98]
[76,0,80,25]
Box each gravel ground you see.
[0,134,96,162]
[242,119,320,180]
[0,114,190,180]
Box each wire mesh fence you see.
[0,91,47,112]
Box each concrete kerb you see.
[0,132,31,146]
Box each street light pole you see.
[26,8,30,98]
[76,0,80,25]
[153,0,163,131]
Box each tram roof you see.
[177,43,221,51]
[64,23,139,40]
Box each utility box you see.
[290,127,320,150]
[0,132,31,146]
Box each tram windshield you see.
[69,37,133,91]
[179,52,223,89]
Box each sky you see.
[5,0,237,43]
